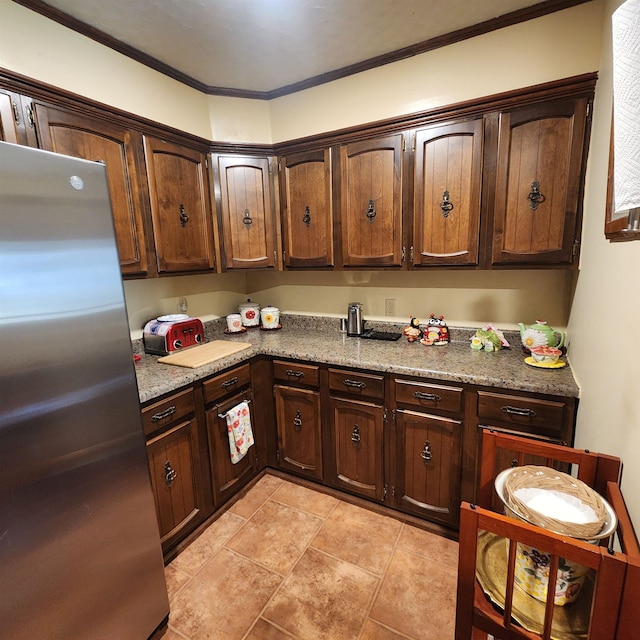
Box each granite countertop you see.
[134,316,580,404]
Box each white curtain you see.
[612,0,640,214]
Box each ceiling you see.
[16,0,589,98]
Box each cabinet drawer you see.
[203,363,251,405]
[141,388,195,436]
[273,360,320,388]
[395,379,463,414]
[477,391,566,439]
[328,368,384,400]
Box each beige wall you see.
[568,0,640,525]
[5,1,639,526]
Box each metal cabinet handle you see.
[413,391,441,403]
[303,205,311,227]
[365,199,376,223]
[293,410,303,431]
[151,405,177,422]
[179,204,189,227]
[343,379,367,389]
[286,369,305,379]
[420,440,432,463]
[243,208,253,228]
[527,181,545,211]
[164,461,177,486]
[440,190,454,218]
[501,405,537,418]
[221,376,238,389]
[351,424,361,443]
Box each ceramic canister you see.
[226,313,243,332]
[238,300,260,327]
[260,306,280,329]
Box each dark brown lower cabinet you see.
[395,409,462,527]
[274,385,323,480]
[329,396,385,501]
[146,418,203,546]
[205,389,257,505]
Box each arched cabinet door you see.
[412,119,483,267]
[144,136,215,273]
[491,96,589,266]
[35,103,150,275]
[339,134,403,268]
[215,154,277,270]
[279,148,334,268]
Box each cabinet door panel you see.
[275,385,322,479]
[413,120,482,266]
[205,392,256,505]
[34,104,149,275]
[217,155,276,269]
[396,409,462,526]
[331,397,384,501]
[492,98,588,265]
[340,135,403,267]
[280,149,334,267]
[146,419,201,542]
[144,136,215,273]
[0,90,37,146]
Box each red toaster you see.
[143,316,205,355]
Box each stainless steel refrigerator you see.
[0,142,170,639]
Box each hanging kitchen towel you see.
[225,401,254,464]
[612,0,640,213]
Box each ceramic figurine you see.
[402,316,422,342]
[420,314,450,346]
[470,323,510,352]
[518,320,565,353]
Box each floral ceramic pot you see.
[260,306,280,329]
[239,300,260,327]
[518,320,565,353]
[513,542,589,606]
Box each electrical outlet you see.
[385,298,395,316]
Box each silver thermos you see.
[347,302,365,336]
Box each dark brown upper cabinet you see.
[412,119,483,267]
[339,134,404,267]
[490,97,589,266]
[215,154,278,270]
[34,103,151,276]
[279,149,334,268]
[144,136,215,274]
[0,89,38,147]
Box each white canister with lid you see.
[261,306,280,329]
[238,299,260,327]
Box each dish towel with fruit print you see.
[225,401,254,464]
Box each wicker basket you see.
[503,465,608,540]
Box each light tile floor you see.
[162,474,459,640]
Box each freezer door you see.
[0,142,169,639]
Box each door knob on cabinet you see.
[179,204,189,227]
[293,410,303,431]
[365,199,376,223]
[527,181,545,211]
[351,424,361,443]
[303,205,311,227]
[440,190,454,218]
[164,460,177,486]
[420,440,432,463]
[243,208,253,228]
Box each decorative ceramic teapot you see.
[518,320,565,352]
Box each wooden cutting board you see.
[157,340,252,368]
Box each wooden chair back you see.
[456,502,628,639]
[455,430,633,639]
[477,429,621,512]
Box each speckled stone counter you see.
[134,315,580,404]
